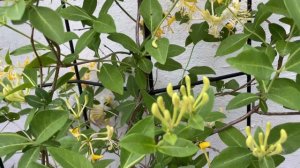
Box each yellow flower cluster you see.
[245,122,287,158]
[151,76,210,132]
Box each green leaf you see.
[285,47,300,73]
[48,147,93,168]
[127,116,155,138]
[188,66,216,75]
[120,133,156,154]
[99,64,124,94]
[137,58,153,74]
[267,78,300,110]
[108,33,140,53]
[60,6,92,21]
[157,138,198,157]
[217,122,246,147]
[75,30,97,54]
[268,122,300,154]
[145,38,169,64]
[189,22,208,44]
[254,3,271,27]
[163,133,178,145]
[18,148,39,168]
[63,32,79,42]
[244,23,266,42]
[211,147,251,168]
[98,0,114,17]
[269,23,286,41]
[265,0,289,17]
[226,93,259,110]
[5,50,12,65]
[83,0,97,15]
[135,68,147,89]
[188,115,204,130]
[202,112,226,122]
[26,52,56,68]
[93,14,116,33]
[25,95,45,108]
[93,159,114,168]
[168,44,185,57]
[117,101,136,126]
[120,148,145,168]
[155,58,182,71]
[30,110,68,143]
[6,0,26,20]
[227,47,274,80]
[29,7,65,44]
[216,34,250,56]
[56,72,75,89]
[224,79,239,90]
[140,0,163,32]
[0,133,31,156]
[259,156,275,168]
[284,0,300,30]
[11,44,47,56]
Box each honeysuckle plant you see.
[1,0,300,167]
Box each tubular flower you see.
[200,0,250,38]
[245,122,287,158]
[177,0,200,19]
[199,141,211,150]
[199,141,211,166]
[91,154,103,162]
[0,78,29,102]
[65,94,89,119]
[92,125,116,150]
[151,75,210,132]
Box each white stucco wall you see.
[0,0,300,167]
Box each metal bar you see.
[0,157,4,168]
[150,72,246,94]
[246,0,252,127]
[61,1,89,125]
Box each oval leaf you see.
[29,110,68,143]
[216,34,250,56]
[227,93,259,110]
[99,64,124,94]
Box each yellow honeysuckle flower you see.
[69,127,81,138]
[245,122,287,158]
[91,125,115,150]
[199,141,211,150]
[91,154,103,162]
[151,75,210,132]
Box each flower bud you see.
[245,126,251,137]
[279,129,287,143]
[185,75,191,96]
[152,39,158,48]
[246,136,254,149]
[180,85,187,96]
[172,93,180,107]
[202,76,210,92]
[167,83,174,97]
[258,132,264,146]
[163,110,171,122]
[157,96,165,111]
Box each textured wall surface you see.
[0,0,299,167]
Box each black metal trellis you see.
[0,0,252,167]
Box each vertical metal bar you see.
[0,158,4,168]
[144,27,155,93]
[61,1,89,125]
[246,0,252,126]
